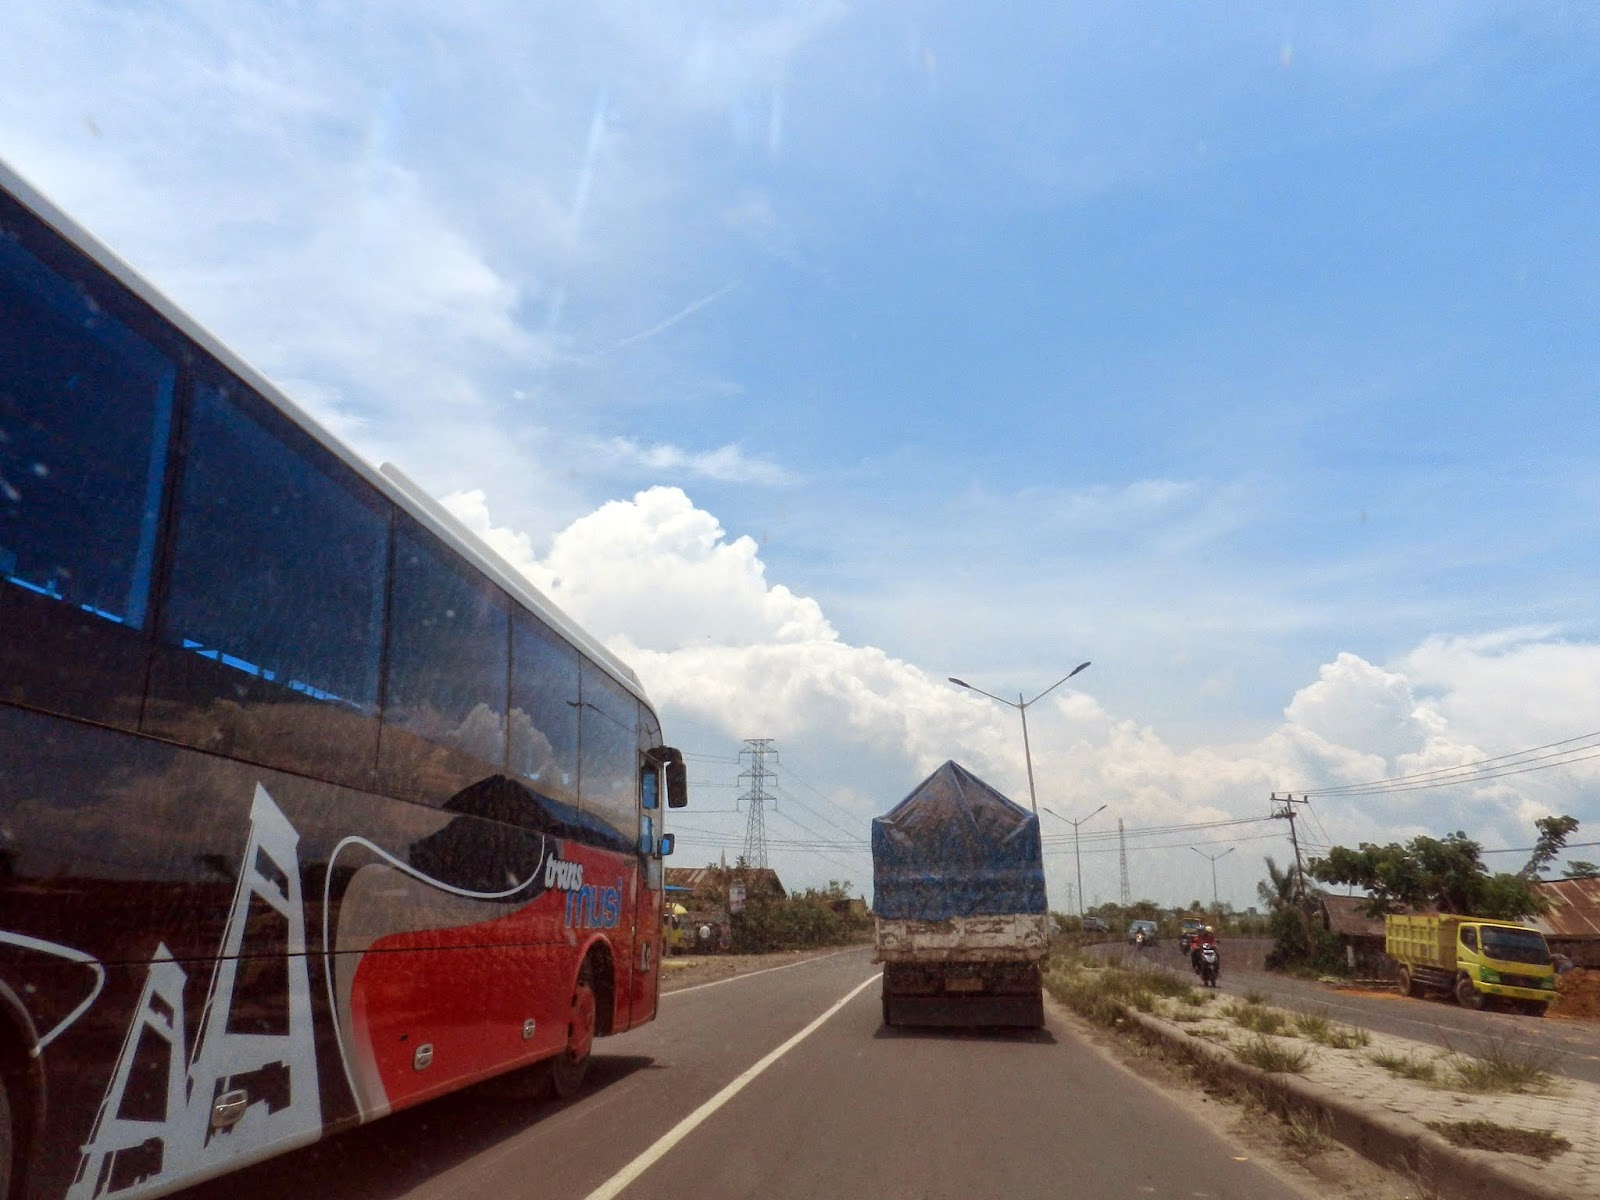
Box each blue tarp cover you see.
[871,760,1047,920]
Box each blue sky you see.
[5,2,1600,907]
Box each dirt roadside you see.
[658,943,868,993]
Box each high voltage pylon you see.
[737,738,778,868]
[1118,819,1131,905]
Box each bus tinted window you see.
[580,660,639,843]
[0,202,175,725]
[381,517,509,801]
[0,219,174,629]
[510,612,579,810]
[148,378,389,781]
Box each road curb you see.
[1121,1009,1572,1200]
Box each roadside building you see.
[1530,877,1600,968]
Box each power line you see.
[1306,730,1600,798]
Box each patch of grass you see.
[1444,1034,1558,1095]
[1244,989,1267,1005]
[1179,990,1213,1008]
[1166,1010,1204,1024]
[1045,962,1179,1026]
[1191,1027,1232,1044]
[1234,1035,1311,1074]
[1281,1108,1333,1156]
[1224,1003,1292,1036]
[1427,1119,1571,1161]
[1370,1051,1438,1083]
[1293,1012,1370,1049]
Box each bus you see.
[0,157,688,1200]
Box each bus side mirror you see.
[665,753,688,809]
[660,833,675,857]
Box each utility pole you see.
[1118,819,1131,906]
[737,739,777,869]
[1270,793,1309,899]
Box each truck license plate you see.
[945,978,984,993]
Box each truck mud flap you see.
[882,990,1044,1028]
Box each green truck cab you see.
[1384,914,1556,1015]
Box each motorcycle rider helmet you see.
[1204,925,1214,933]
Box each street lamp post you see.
[947,661,1091,816]
[1191,845,1236,918]
[1044,804,1106,920]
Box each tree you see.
[1521,816,1580,879]
[1256,855,1337,973]
[1308,826,1563,920]
[1256,856,1301,912]
[1566,860,1600,880]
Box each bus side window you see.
[380,517,509,804]
[0,199,176,726]
[508,612,579,811]
[578,660,638,846]
[147,377,388,785]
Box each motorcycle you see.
[1197,944,1220,988]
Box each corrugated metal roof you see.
[664,867,787,898]
[1531,878,1600,937]
[1319,894,1435,937]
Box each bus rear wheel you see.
[550,958,597,1099]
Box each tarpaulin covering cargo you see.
[871,760,1047,921]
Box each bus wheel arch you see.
[0,1017,39,1200]
[551,947,607,1100]
[0,993,45,1200]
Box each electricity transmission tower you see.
[737,739,778,868]
[1118,819,1131,905]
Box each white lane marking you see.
[583,971,881,1200]
[663,947,858,997]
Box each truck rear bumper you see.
[881,962,1044,1028]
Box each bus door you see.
[631,756,666,1024]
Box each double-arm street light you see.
[1043,803,1106,920]
[1191,845,1236,917]
[947,661,1091,816]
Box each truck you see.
[1385,914,1557,1015]
[872,760,1050,1027]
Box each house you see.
[663,866,787,904]
[1319,894,1412,976]
[1530,877,1600,968]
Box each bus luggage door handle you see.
[211,1089,250,1130]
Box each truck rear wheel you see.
[1454,975,1484,1011]
[1396,965,1417,998]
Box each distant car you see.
[1127,920,1159,945]
[1082,915,1110,933]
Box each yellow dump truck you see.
[1384,914,1556,1015]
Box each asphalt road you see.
[1098,938,1600,1086]
[179,945,1320,1200]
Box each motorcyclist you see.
[1189,925,1218,974]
